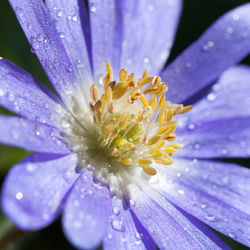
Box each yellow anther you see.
[119,119,128,130]
[150,149,164,158]
[127,73,134,83]
[140,95,148,107]
[139,76,154,86]
[89,102,95,112]
[137,159,152,165]
[179,105,193,114]
[164,147,177,154]
[111,148,120,157]
[164,134,176,141]
[103,73,112,89]
[147,135,161,145]
[105,86,113,103]
[166,109,173,122]
[100,139,109,147]
[142,166,157,175]
[142,69,148,79]
[108,102,114,114]
[90,83,99,102]
[105,61,113,76]
[167,143,183,149]
[94,99,102,111]
[149,97,156,109]
[113,82,128,99]
[119,69,127,82]
[156,140,165,148]
[152,76,161,85]
[158,95,165,109]
[155,156,173,165]
[158,109,165,124]
[115,138,130,148]
[119,157,132,165]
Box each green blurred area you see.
[0,0,249,249]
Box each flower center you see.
[82,61,192,176]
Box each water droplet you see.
[67,64,73,72]
[143,57,149,64]
[57,10,63,17]
[148,4,154,11]
[194,143,200,149]
[107,233,112,240]
[35,130,40,136]
[226,27,233,34]
[135,232,141,239]
[112,206,120,216]
[176,172,182,178]
[232,14,240,21]
[26,163,36,172]
[0,88,4,97]
[37,33,43,42]
[135,240,142,245]
[67,15,72,20]
[202,41,214,51]
[188,123,195,130]
[30,37,39,50]
[7,93,15,102]
[204,215,216,222]
[112,219,125,232]
[90,4,96,13]
[15,7,24,17]
[207,93,216,101]
[178,190,185,195]
[16,192,23,200]
[72,15,78,22]
[61,118,70,128]
[201,203,208,209]
[221,148,228,155]
[55,104,63,113]
[59,32,65,39]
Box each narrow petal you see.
[62,170,111,250]
[120,0,183,77]
[128,183,227,249]
[181,65,250,123]
[155,158,250,247]
[176,116,250,158]
[161,3,250,103]
[0,115,69,154]
[45,0,93,90]
[0,58,63,127]
[9,0,77,101]
[89,0,123,80]
[103,197,156,250]
[1,153,79,230]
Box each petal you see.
[103,197,156,250]
[161,3,250,103]
[176,116,250,158]
[129,183,227,249]
[62,170,111,250]
[0,115,69,154]
[89,0,123,80]
[182,65,250,123]
[120,0,183,77]
[9,0,77,101]
[0,58,63,127]
[1,153,79,230]
[155,158,250,247]
[45,0,93,89]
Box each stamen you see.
[86,61,192,176]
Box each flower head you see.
[1,0,250,249]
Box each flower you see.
[0,0,250,249]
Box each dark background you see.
[0,0,249,249]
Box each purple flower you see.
[1,0,250,249]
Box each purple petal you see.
[1,153,79,230]
[156,158,250,247]
[183,65,250,122]
[0,58,63,127]
[45,0,93,90]
[161,3,250,103]
[103,197,156,250]
[89,0,123,81]
[120,0,183,77]
[62,170,111,249]
[0,115,69,154]
[176,116,250,158]
[9,0,77,101]
[129,183,227,249]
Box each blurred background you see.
[0,0,249,249]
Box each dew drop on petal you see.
[112,206,120,216]
[204,215,216,222]
[0,88,4,97]
[90,4,96,13]
[188,123,195,130]
[207,93,216,101]
[111,219,125,232]
[226,27,234,34]
[16,192,23,200]
[59,32,65,39]
[57,10,63,17]
[232,14,240,21]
